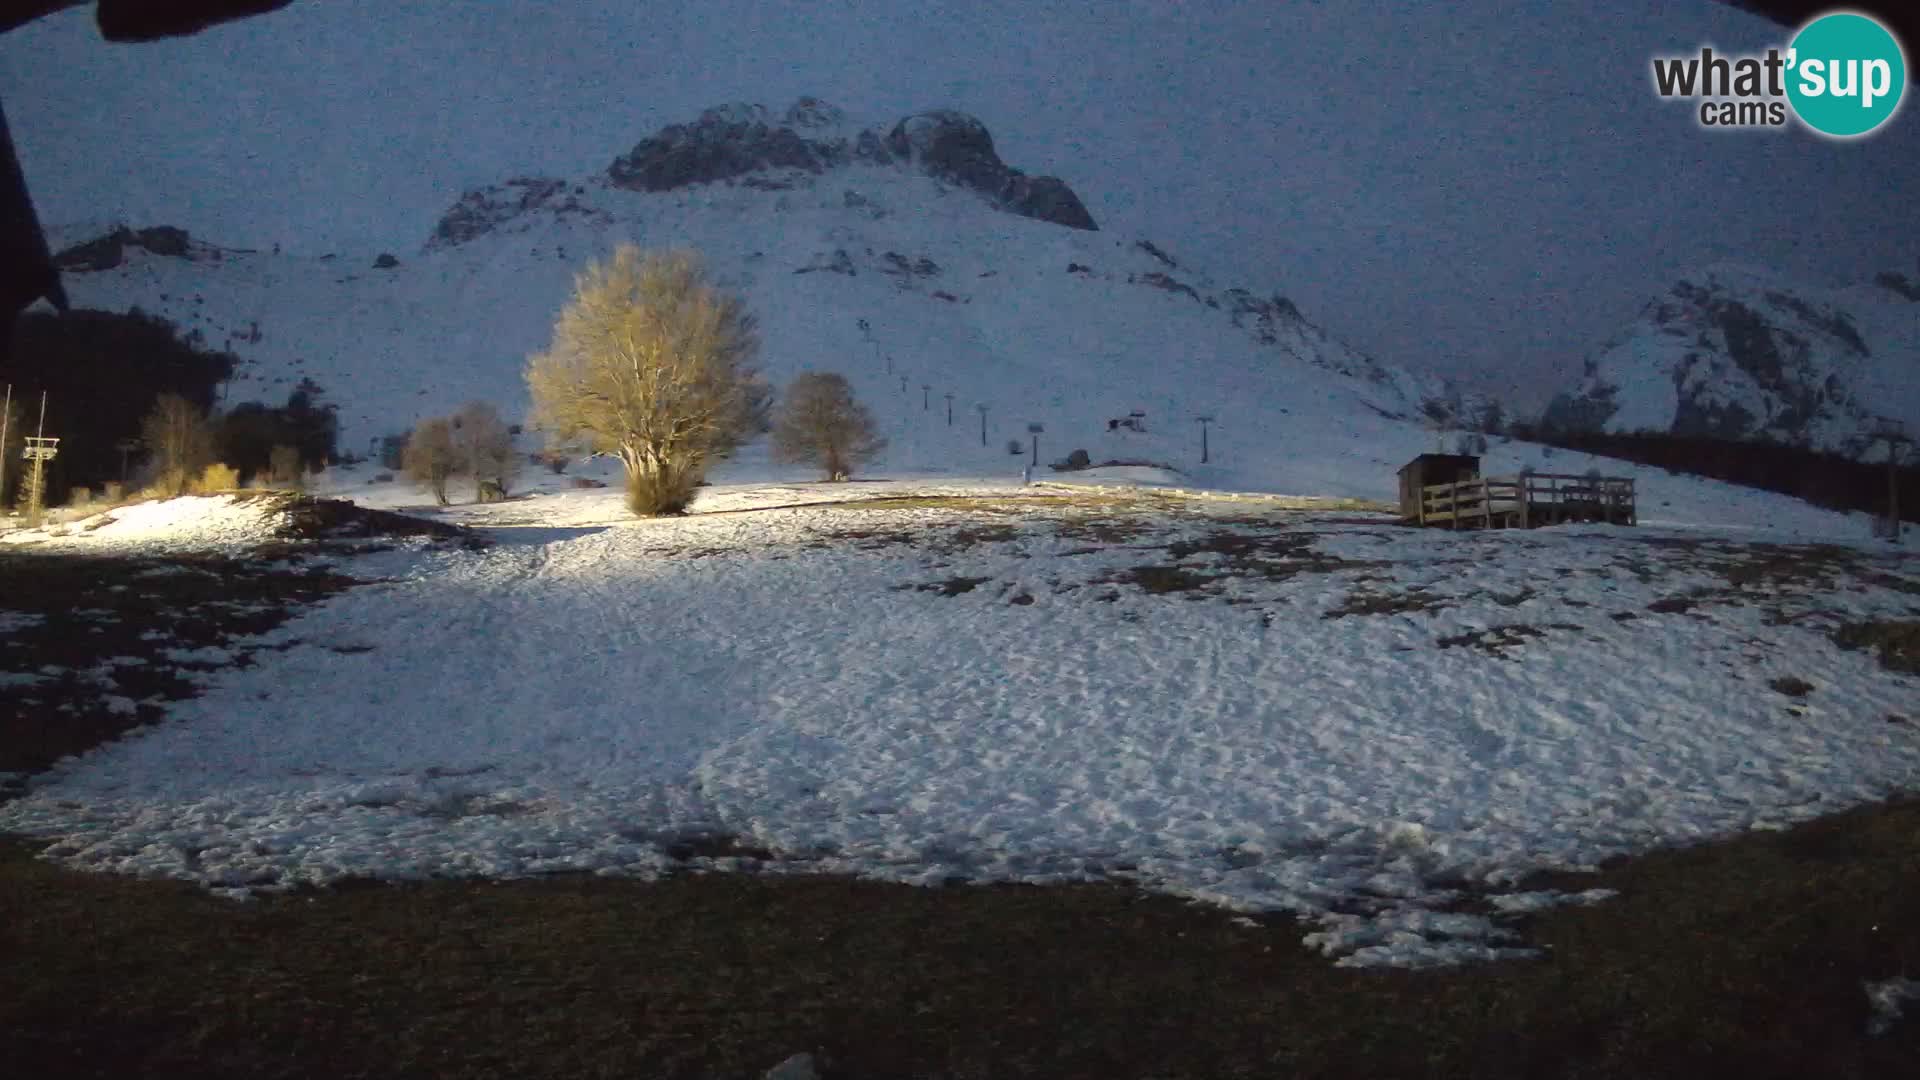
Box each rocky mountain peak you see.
[1542,266,1915,456]
[603,98,1096,232]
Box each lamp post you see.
[922,383,930,411]
[976,403,989,447]
[944,392,954,426]
[1196,414,1215,464]
[1028,422,1044,467]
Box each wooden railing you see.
[1417,473,1635,528]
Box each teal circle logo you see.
[1786,12,1907,137]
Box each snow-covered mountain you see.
[1542,265,1920,456]
[44,98,1489,497]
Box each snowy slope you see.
[44,100,1494,503]
[1543,264,1920,456]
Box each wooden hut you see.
[1397,454,1481,522]
[1398,454,1637,529]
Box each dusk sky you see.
[2,0,1913,409]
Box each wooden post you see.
[1872,421,1907,543]
[0,382,9,507]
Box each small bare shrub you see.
[771,371,886,481]
[402,417,457,505]
[450,401,518,501]
[141,393,216,496]
[193,463,241,493]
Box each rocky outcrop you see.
[607,103,853,192]
[604,98,1097,232]
[53,225,194,271]
[882,111,1096,230]
[1875,270,1920,302]
[1541,267,1903,455]
[425,177,606,250]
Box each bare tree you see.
[402,416,457,505]
[140,393,214,496]
[450,400,518,502]
[772,371,886,481]
[525,246,769,516]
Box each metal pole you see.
[978,405,987,447]
[1892,440,1904,543]
[29,392,47,518]
[1031,433,1039,467]
[922,384,930,411]
[944,393,953,426]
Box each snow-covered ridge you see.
[43,135,1489,497]
[1543,263,1920,457]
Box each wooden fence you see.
[1415,472,1635,529]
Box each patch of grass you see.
[1324,588,1451,619]
[1095,564,1216,595]
[900,575,994,597]
[0,505,471,776]
[1648,593,1705,614]
[5,797,1920,1078]
[278,496,479,546]
[1832,620,1920,675]
[1436,623,1584,653]
[1770,676,1817,698]
[0,550,365,775]
[1051,517,1153,545]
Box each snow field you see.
[3,489,1917,967]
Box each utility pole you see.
[1196,414,1215,464]
[976,403,989,447]
[944,392,954,426]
